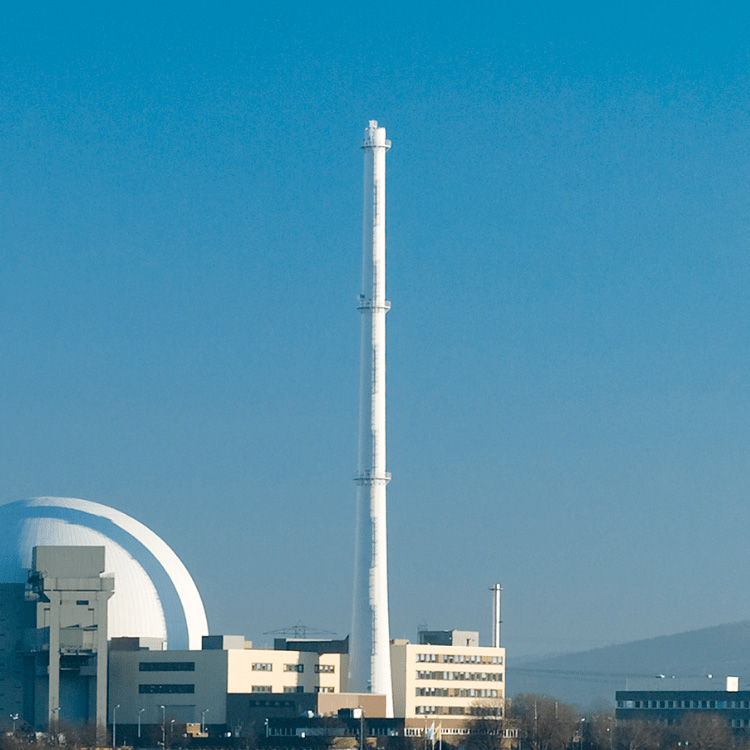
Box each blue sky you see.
[1,1,750,657]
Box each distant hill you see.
[507,621,750,709]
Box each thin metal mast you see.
[491,583,503,648]
[350,120,393,716]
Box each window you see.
[315,687,334,693]
[140,662,195,672]
[315,664,335,674]
[139,684,194,694]
[252,663,273,671]
[251,686,272,693]
[284,686,305,693]
[284,664,304,672]
[76,600,89,606]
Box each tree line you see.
[466,694,744,750]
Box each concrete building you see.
[391,631,505,729]
[616,676,750,730]
[3,546,115,734]
[108,629,506,740]
[108,635,350,736]
[0,583,33,728]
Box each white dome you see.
[0,497,209,650]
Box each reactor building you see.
[0,497,209,650]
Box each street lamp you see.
[9,714,18,733]
[579,718,586,750]
[356,707,365,750]
[201,709,209,734]
[112,704,120,750]
[138,708,145,740]
[160,705,166,749]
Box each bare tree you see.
[464,701,508,750]
[675,714,732,750]
[510,694,577,750]
[614,719,666,750]
[586,710,615,750]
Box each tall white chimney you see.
[349,120,394,716]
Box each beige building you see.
[391,631,505,730]
[109,630,506,739]
[108,635,348,727]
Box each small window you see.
[76,600,89,606]
[139,684,194,694]
[284,664,304,672]
[140,662,195,672]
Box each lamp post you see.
[160,705,166,750]
[201,709,209,735]
[169,718,175,749]
[10,714,18,733]
[138,708,145,740]
[579,718,586,750]
[112,704,120,750]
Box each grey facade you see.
[0,546,115,734]
[0,584,33,728]
[616,690,750,730]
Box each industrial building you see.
[107,628,504,738]
[392,631,504,726]
[0,535,505,739]
[616,676,750,729]
[0,497,209,649]
[0,121,508,742]
[0,546,112,735]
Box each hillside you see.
[507,621,750,709]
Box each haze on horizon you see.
[1,1,749,660]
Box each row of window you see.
[619,699,746,710]
[405,727,516,738]
[269,726,392,738]
[416,671,503,682]
[139,662,195,672]
[416,706,472,715]
[139,684,195,694]
[250,686,333,694]
[252,663,315,673]
[416,688,501,698]
[415,653,503,665]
